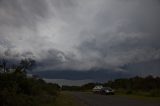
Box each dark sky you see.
[0,0,160,77]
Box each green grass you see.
[116,93,160,102]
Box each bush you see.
[0,72,60,106]
[148,89,160,97]
[126,90,133,95]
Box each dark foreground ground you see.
[69,92,160,106]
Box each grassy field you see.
[116,93,160,103]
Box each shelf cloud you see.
[0,0,160,76]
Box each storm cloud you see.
[0,0,160,75]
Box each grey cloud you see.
[0,0,49,27]
[0,0,160,76]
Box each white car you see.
[92,86,114,95]
[92,85,104,93]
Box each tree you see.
[0,59,7,73]
[20,58,36,72]
[0,58,36,74]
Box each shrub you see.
[149,89,160,97]
[0,72,60,106]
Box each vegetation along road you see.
[67,92,160,106]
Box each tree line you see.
[62,76,160,97]
[0,58,60,106]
